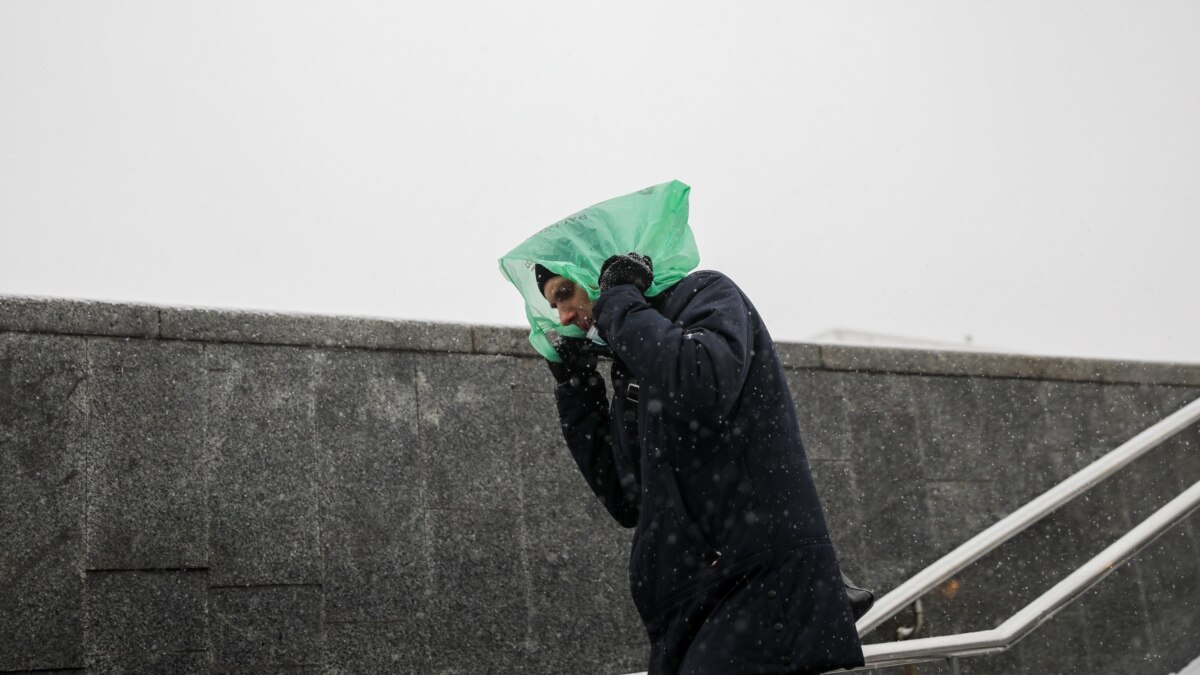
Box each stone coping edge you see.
[3,294,1198,386]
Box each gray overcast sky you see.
[2,1,1197,363]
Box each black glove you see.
[599,252,653,294]
[546,336,600,387]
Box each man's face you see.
[542,276,595,332]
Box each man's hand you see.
[546,336,600,387]
[599,252,653,294]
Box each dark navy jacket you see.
[554,270,864,674]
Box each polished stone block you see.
[84,338,209,570]
[913,375,999,482]
[857,481,936,591]
[924,479,1015,552]
[0,334,87,671]
[416,354,541,510]
[84,571,207,664]
[1077,561,1158,674]
[314,349,426,623]
[209,585,321,669]
[840,373,936,589]
[525,605,648,675]
[516,387,643,674]
[206,345,321,586]
[789,369,853,461]
[841,372,929,485]
[426,508,530,673]
[808,459,865,568]
[1126,526,1200,674]
[323,621,427,674]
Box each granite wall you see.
[2,295,1198,674]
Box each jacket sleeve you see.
[592,273,754,422]
[553,371,640,528]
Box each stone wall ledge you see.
[3,294,1198,386]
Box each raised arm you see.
[591,272,754,423]
[548,340,639,528]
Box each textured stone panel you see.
[1032,381,1115,480]
[841,373,936,589]
[417,354,540,510]
[426,508,530,673]
[916,561,1012,641]
[968,377,1048,499]
[1127,526,1200,673]
[523,501,641,673]
[85,338,209,570]
[206,345,320,586]
[808,459,865,570]
[789,369,853,461]
[513,388,644,673]
[1005,607,1090,674]
[0,296,159,339]
[512,390,614,535]
[209,585,321,670]
[1076,561,1158,674]
[315,349,427,623]
[841,372,929,484]
[1111,385,1200,524]
[924,480,1014,553]
[84,570,207,664]
[1152,385,1200,419]
[514,388,632,582]
[324,621,427,674]
[525,606,648,675]
[914,376,1000,482]
[858,481,936,592]
[0,334,87,671]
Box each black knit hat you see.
[534,264,559,296]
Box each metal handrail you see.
[857,395,1200,635]
[619,396,1200,675]
[851,479,1200,670]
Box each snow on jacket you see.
[554,270,865,674]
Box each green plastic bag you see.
[498,180,701,362]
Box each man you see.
[538,253,867,675]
